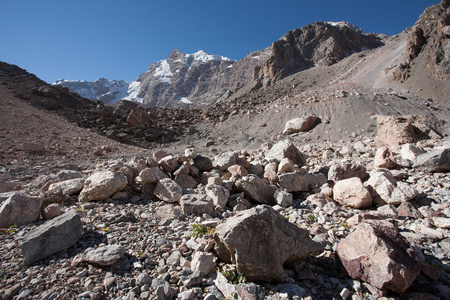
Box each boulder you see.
[126,108,153,129]
[79,171,128,202]
[283,115,318,135]
[265,139,307,167]
[228,165,248,178]
[328,161,368,182]
[42,204,64,220]
[85,245,125,266]
[0,192,42,228]
[414,148,450,173]
[191,251,217,276]
[193,155,213,172]
[22,209,83,265]
[333,177,372,209]
[401,143,425,161]
[397,202,423,219]
[274,189,293,208]
[135,168,168,185]
[278,172,327,193]
[374,147,397,169]
[180,194,214,215]
[367,171,418,206]
[48,178,85,196]
[215,152,238,171]
[174,174,198,189]
[277,158,296,174]
[205,184,230,208]
[154,178,182,203]
[235,175,277,205]
[214,205,325,282]
[336,220,420,293]
[159,155,180,174]
[377,115,441,148]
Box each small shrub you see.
[190,222,213,238]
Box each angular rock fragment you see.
[214,205,324,282]
[22,209,83,265]
[374,147,397,169]
[283,115,318,135]
[79,171,128,202]
[214,151,238,171]
[154,178,182,203]
[48,178,85,196]
[191,251,217,276]
[85,245,125,266]
[205,184,230,208]
[180,194,214,215]
[336,220,420,293]
[0,192,42,228]
[135,167,168,185]
[328,161,368,182]
[235,175,277,205]
[265,139,307,167]
[414,148,450,173]
[333,177,372,209]
[401,143,425,161]
[278,172,327,193]
[367,170,418,206]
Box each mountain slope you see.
[54,78,136,104]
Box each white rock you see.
[333,177,372,209]
[191,251,216,276]
[154,178,182,203]
[79,171,128,202]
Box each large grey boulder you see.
[85,245,125,266]
[336,220,420,293]
[283,115,318,135]
[333,177,372,209]
[367,170,418,206]
[265,139,307,167]
[278,172,327,193]
[214,151,238,171]
[22,209,83,265]
[135,167,169,185]
[235,175,277,205]
[205,184,230,208]
[214,205,324,282]
[327,161,368,182]
[414,148,450,173]
[79,171,128,202]
[48,178,85,196]
[180,194,214,215]
[0,192,42,228]
[154,178,183,203]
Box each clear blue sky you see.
[0,0,439,83]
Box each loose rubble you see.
[1,124,449,300]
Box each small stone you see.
[85,245,125,266]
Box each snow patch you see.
[186,50,234,63]
[179,97,193,104]
[326,21,358,31]
[123,81,143,103]
[154,60,173,84]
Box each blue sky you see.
[0,0,439,83]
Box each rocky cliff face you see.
[54,78,134,104]
[256,21,384,86]
[394,0,450,82]
[55,22,384,108]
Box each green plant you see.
[221,270,247,284]
[306,213,317,223]
[1,225,18,234]
[190,222,213,237]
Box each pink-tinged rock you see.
[214,205,324,282]
[283,116,318,135]
[367,171,418,206]
[0,192,42,228]
[135,167,169,185]
[374,147,397,169]
[336,220,420,293]
[79,171,128,202]
[278,158,296,174]
[400,143,425,161]
[153,150,169,162]
[154,178,182,203]
[333,177,372,209]
[42,204,64,220]
[159,155,180,174]
[228,165,248,178]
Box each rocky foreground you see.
[1,115,450,300]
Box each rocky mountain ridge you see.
[54,78,135,104]
[55,21,384,108]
